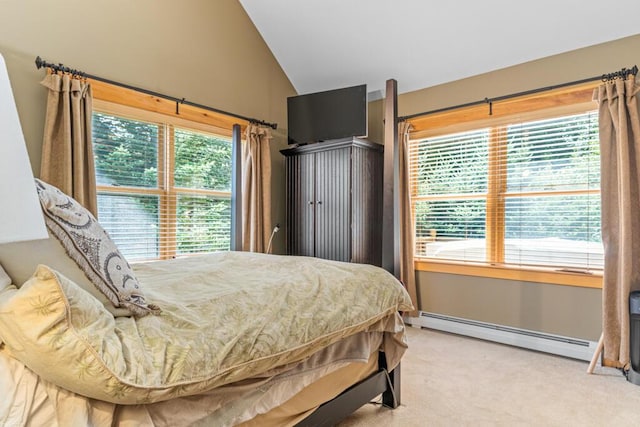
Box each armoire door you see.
[314,147,351,262]
[287,152,316,257]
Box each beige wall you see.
[399,34,640,341]
[0,0,296,253]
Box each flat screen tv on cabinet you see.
[287,84,367,145]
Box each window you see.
[407,84,603,287]
[92,110,232,261]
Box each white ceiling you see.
[239,0,640,99]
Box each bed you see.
[0,49,411,425]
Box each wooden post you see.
[382,79,400,278]
[382,79,402,406]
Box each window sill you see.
[414,258,602,288]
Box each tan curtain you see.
[40,73,97,216]
[242,124,272,252]
[399,121,419,316]
[595,77,640,369]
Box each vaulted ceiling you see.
[239,0,640,98]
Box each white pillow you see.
[0,264,11,291]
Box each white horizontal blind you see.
[409,110,603,271]
[93,113,161,260]
[411,129,489,261]
[92,112,232,261]
[96,193,160,260]
[503,112,601,269]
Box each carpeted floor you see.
[338,326,640,426]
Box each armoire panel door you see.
[314,147,351,262]
[350,145,383,265]
[289,153,316,257]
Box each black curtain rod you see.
[398,64,639,122]
[35,56,278,130]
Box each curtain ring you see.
[485,97,493,116]
[176,98,185,115]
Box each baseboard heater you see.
[405,311,598,362]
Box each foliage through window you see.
[410,110,602,272]
[92,111,232,261]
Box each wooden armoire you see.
[281,137,383,266]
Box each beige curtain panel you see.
[40,73,97,216]
[242,124,273,253]
[595,77,640,369]
[399,121,419,316]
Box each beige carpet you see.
[338,326,640,426]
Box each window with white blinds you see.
[92,111,232,261]
[410,110,602,272]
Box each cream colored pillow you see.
[0,265,209,404]
[0,264,10,291]
[0,265,124,400]
[0,264,9,345]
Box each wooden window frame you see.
[407,82,603,288]
[92,80,241,260]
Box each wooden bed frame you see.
[296,356,401,426]
[296,358,400,427]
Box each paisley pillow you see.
[34,179,160,317]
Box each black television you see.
[287,84,367,145]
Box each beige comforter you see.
[0,252,412,424]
